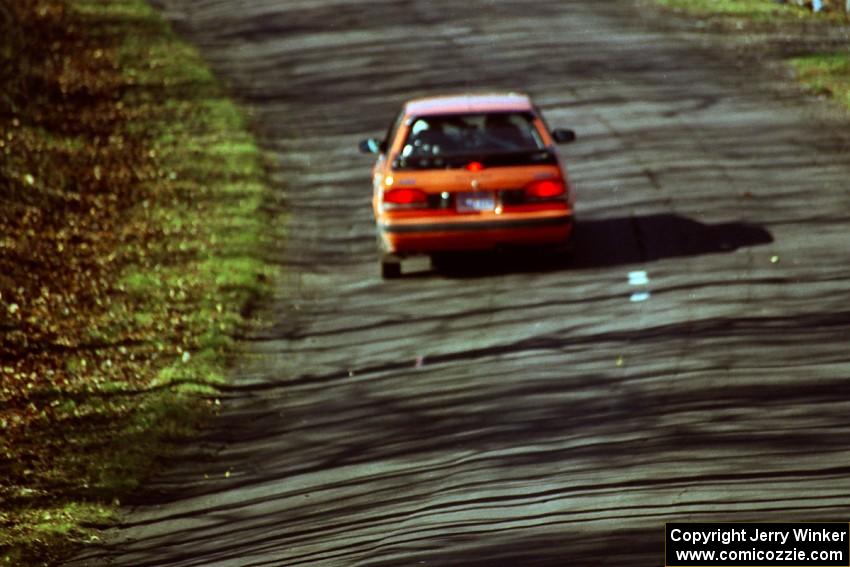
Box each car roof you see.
[403,93,534,118]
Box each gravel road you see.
[69,1,850,565]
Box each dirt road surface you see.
[69,1,850,565]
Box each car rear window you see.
[394,112,553,170]
[402,112,544,155]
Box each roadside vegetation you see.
[650,0,850,113]
[791,52,850,108]
[654,0,848,21]
[0,0,274,564]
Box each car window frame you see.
[531,104,557,146]
[383,110,405,154]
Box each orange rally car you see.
[359,93,577,278]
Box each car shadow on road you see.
[423,212,773,278]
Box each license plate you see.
[456,192,495,212]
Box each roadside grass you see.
[0,0,274,564]
[652,0,848,21]
[654,0,807,20]
[791,52,850,110]
[647,1,850,112]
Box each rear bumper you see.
[378,213,574,254]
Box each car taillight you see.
[525,179,566,200]
[383,187,428,208]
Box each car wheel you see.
[429,253,450,271]
[381,258,401,279]
[558,222,577,256]
[548,232,575,266]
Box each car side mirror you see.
[358,138,385,154]
[551,128,577,144]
